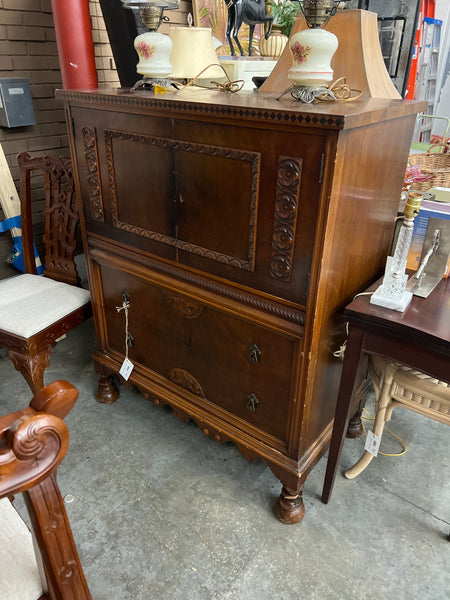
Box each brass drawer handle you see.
[249,344,262,364]
[246,393,259,412]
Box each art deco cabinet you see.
[59,87,421,523]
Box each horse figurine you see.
[225,0,273,56]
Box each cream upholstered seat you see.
[0,381,92,600]
[0,153,91,393]
[345,354,450,479]
[0,274,89,338]
[0,498,44,600]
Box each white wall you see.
[436,0,450,22]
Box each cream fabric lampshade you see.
[169,27,223,80]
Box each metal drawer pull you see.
[246,393,259,412]
[249,344,262,364]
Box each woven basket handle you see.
[425,139,450,156]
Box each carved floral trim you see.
[168,368,206,398]
[162,290,204,319]
[81,127,104,221]
[270,157,303,282]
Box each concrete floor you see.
[1,317,449,600]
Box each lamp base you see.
[370,284,412,312]
[290,85,336,103]
[131,77,174,91]
[370,260,412,312]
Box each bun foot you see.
[96,376,119,404]
[275,486,305,524]
[346,413,363,438]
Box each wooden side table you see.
[322,277,450,504]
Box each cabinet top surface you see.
[57,87,425,131]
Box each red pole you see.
[51,0,98,89]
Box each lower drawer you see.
[98,263,300,442]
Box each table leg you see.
[321,325,365,504]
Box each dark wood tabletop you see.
[321,277,450,504]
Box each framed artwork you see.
[192,0,261,56]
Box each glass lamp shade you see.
[169,27,222,80]
[134,30,173,77]
[288,27,338,87]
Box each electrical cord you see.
[361,408,408,457]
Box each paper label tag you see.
[364,430,381,457]
[9,87,24,95]
[119,357,134,381]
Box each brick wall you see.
[0,0,194,278]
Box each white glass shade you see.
[288,28,338,88]
[134,30,173,77]
[169,27,222,80]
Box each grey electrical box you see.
[0,78,36,128]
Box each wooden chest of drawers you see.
[60,88,422,522]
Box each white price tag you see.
[119,357,134,381]
[364,430,381,457]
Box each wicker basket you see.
[408,141,450,192]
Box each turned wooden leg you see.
[9,345,54,393]
[96,375,119,404]
[275,485,306,524]
[24,472,92,600]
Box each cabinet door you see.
[98,263,300,443]
[174,143,258,271]
[173,120,325,308]
[72,107,326,308]
[71,108,177,262]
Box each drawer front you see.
[72,108,325,307]
[98,263,299,443]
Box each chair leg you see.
[23,472,92,600]
[8,344,55,393]
[344,366,395,480]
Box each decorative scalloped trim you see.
[57,90,345,129]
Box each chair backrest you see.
[17,152,80,286]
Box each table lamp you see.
[169,23,223,84]
[288,0,344,102]
[121,0,180,90]
[370,193,422,312]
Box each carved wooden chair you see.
[0,380,92,600]
[345,354,450,479]
[0,153,91,393]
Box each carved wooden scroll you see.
[270,157,303,282]
[162,290,204,319]
[81,126,104,221]
[168,368,206,399]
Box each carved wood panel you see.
[270,157,303,282]
[81,127,104,221]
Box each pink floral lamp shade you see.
[288,27,338,88]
